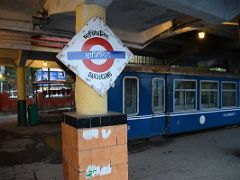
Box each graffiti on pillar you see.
[101,128,111,139]
[57,17,133,96]
[83,129,99,140]
[82,127,112,140]
[86,164,112,179]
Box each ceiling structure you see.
[0,0,239,72]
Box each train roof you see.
[124,64,240,79]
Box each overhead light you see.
[43,61,48,67]
[198,31,205,39]
[222,21,238,26]
[198,25,206,39]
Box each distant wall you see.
[0,92,74,112]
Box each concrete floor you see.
[0,115,240,180]
[128,128,240,180]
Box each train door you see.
[151,77,167,136]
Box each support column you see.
[0,66,4,93]
[61,3,128,180]
[0,82,3,93]
[17,66,27,126]
[75,4,107,115]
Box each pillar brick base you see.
[62,112,128,180]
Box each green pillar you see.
[17,66,27,126]
[17,100,27,126]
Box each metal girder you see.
[15,50,28,67]
[27,51,57,61]
[19,50,59,68]
[144,0,240,23]
[0,48,59,67]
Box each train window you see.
[201,81,218,109]
[123,77,139,115]
[222,82,237,108]
[152,78,165,113]
[174,80,196,111]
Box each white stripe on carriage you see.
[170,108,240,117]
[127,108,240,120]
[127,114,166,120]
[128,116,152,121]
[127,114,151,118]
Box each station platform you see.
[0,115,240,180]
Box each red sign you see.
[81,37,114,73]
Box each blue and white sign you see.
[36,68,66,81]
[56,17,133,96]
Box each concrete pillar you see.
[75,4,107,115]
[0,66,5,74]
[61,3,128,180]
[16,66,27,126]
[0,66,4,93]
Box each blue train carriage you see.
[108,65,168,139]
[108,64,240,139]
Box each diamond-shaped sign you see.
[56,17,133,96]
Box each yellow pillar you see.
[16,66,26,100]
[16,66,27,126]
[75,4,107,115]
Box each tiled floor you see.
[0,115,240,180]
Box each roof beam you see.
[85,0,114,8]
[25,59,60,68]
[113,20,173,49]
[157,26,197,39]
[0,58,15,66]
[144,0,240,23]
[45,0,113,15]
[0,30,31,50]
[0,49,18,58]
